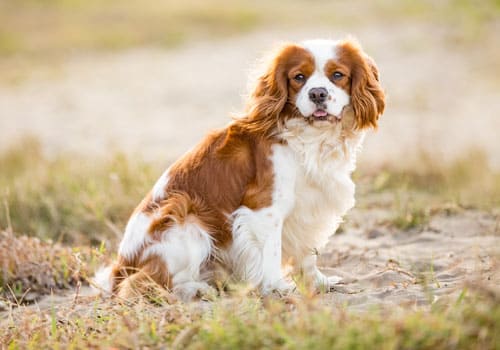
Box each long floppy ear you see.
[341,40,385,129]
[244,45,295,135]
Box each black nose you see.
[308,87,328,104]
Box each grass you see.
[0,137,158,245]
[357,149,500,229]
[1,283,498,349]
[390,194,430,231]
[367,150,500,204]
[0,230,107,304]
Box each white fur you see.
[152,168,170,201]
[119,167,171,261]
[301,255,342,289]
[279,118,365,288]
[229,144,297,293]
[296,40,350,119]
[230,207,273,285]
[229,123,364,292]
[118,212,154,260]
[141,217,214,300]
[92,265,113,294]
[301,39,340,68]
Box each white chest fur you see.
[274,121,366,260]
[226,122,365,287]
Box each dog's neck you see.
[279,118,366,179]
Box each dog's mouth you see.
[307,109,342,123]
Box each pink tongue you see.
[313,110,328,117]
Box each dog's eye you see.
[294,73,305,82]
[332,72,344,80]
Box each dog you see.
[95,38,385,301]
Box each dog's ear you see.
[244,44,299,135]
[340,40,385,129]
[250,50,289,119]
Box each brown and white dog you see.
[95,38,385,301]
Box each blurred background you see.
[1,0,499,165]
[0,0,499,243]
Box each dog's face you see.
[248,39,385,132]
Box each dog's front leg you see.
[231,207,294,295]
[260,219,295,295]
[300,254,342,292]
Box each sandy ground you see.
[320,199,499,309]
[1,24,499,169]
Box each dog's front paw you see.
[261,279,296,296]
[174,281,217,302]
[315,274,343,292]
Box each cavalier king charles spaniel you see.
[95,38,385,301]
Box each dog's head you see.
[246,38,385,134]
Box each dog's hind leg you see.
[114,255,171,300]
[140,217,215,301]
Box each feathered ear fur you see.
[243,44,298,135]
[340,40,385,129]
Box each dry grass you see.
[0,137,158,245]
[364,150,500,207]
[356,149,500,229]
[1,281,499,349]
[0,230,108,305]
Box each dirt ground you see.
[320,198,499,310]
